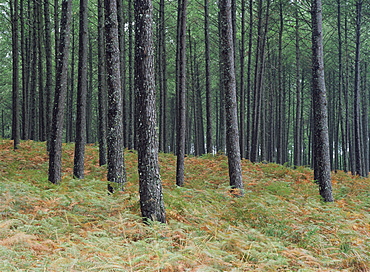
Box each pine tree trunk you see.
[10,0,20,149]
[158,0,167,153]
[116,0,126,148]
[311,0,333,202]
[127,0,134,149]
[239,0,245,159]
[294,2,302,167]
[73,0,89,179]
[134,0,166,223]
[176,0,187,187]
[97,0,107,166]
[105,0,126,192]
[219,0,244,196]
[204,0,212,154]
[48,0,72,184]
[354,0,364,177]
[44,0,53,148]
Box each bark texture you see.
[135,0,166,223]
[219,0,244,195]
[105,0,126,192]
[48,0,72,184]
[176,0,188,187]
[74,0,89,179]
[311,0,333,202]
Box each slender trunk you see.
[176,0,188,187]
[105,0,126,192]
[97,0,107,166]
[117,0,126,148]
[73,0,89,179]
[239,0,245,158]
[311,0,333,202]
[245,0,253,159]
[10,0,20,149]
[48,0,72,184]
[219,0,244,195]
[204,0,212,154]
[44,0,53,148]
[294,2,301,166]
[158,0,167,152]
[354,0,363,176]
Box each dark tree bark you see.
[245,0,253,160]
[73,0,89,179]
[29,0,38,140]
[239,0,245,159]
[66,19,75,143]
[127,0,134,149]
[353,0,364,177]
[204,0,212,154]
[97,0,107,166]
[86,38,93,143]
[105,0,126,192]
[294,2,302,167]
[48,0,72,184]
[134,0,166,223]
[176,0,187,187]
[116,0,126,148]
[158,0,167,153]
[20,0,29,140]
[250,0,270,163]
[219,0,244,196]
[311,0,333,202]
[54,0,59,59]
[10,0,20,149]
[362,62,369,175]
[337,0,347,172]
[37,2,45,142]
[44,0,53,149]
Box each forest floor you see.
[0,139,369,271]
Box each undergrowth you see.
[0,139,369,271]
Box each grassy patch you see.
[0,139,369,271]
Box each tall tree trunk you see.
[294,1,301,166]
[66,19,75,143]
[361,62,368,175]
[48,0,72,184]
[175,0,187,187]
[86,38,93,143]
[245,0,253,160]
[10,0,20,149]
[105,0,126,192]
[134,0,166,223]
[239,0,245,158]
[250,0,270,163]
[44,0,53,148]
[127,0,134,149]
[97,0,107,166]
[311,0,333,202]
[37,2,45,141]
[20,0,29,140]
[219,0,244,196]
[337,0,347,172]
[29,0,38,140]
[116,0,126,147]
[73,0,89,179]
[158,0,167,152]
[353,0,364,177]
[204,0,212,154]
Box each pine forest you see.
[0,0,370,271]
